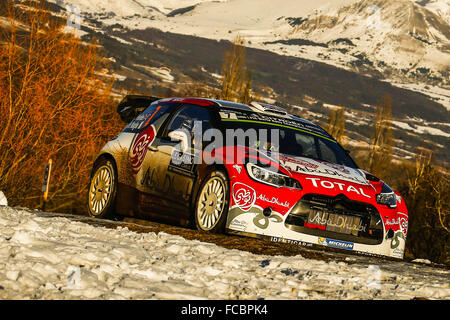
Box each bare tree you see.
[407,148,432,198]
[327,107,345,144]
[367,95,393,176]
[220,35,252,103]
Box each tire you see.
[194,170,230,233]
[87,157,118,219]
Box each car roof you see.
[153,97,313,123]
[148,96,332,139]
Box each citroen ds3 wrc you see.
[87,96,409,259]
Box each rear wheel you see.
[194,171,229,233]
[87,157,117,219]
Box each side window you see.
[165,104,212,137]
[123,102,177,134]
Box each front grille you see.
[285,193,383,245]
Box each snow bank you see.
[0,206,448,300]
[0,191,7,206]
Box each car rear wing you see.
[117,95,161,123]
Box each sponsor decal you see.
[168,150,195,176]
[141,167,192,201]
[399,217,408,235]
[385,218,400,226]
[316,160,351,174]
[389,231,405,250]
[257,194,290,208]
[232,164,242,174]
[270,236,312,247]
[219,111,238,119]
[384,215,408,235]
[229,219,248,231]
[327,213,366,234]
[397,212,408,235]
[318,238,354,250]
[227,204,283,230]
[279,155,318,169]
[253,211,283,229]
[391,248,404,259]
[308,210,365,234]
[280,157,367,185]
[305,177,371,198]
[232,182,257,212]
[124,106,162,133]
[219,109,334,141]
[130,125,156,174]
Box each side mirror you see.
[168,130,189,153]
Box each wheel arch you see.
[91,152,118,177]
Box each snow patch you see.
[0,207,449,300]
[0,191,7,206]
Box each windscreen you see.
[221,116,357,169]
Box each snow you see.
[412,259,432,265]
[109,35,133,45]
[133,64,175,82]
[50,0,229,18]
[0,191,7,206]
[392,120,450,137]
[0,206,449,300]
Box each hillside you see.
[3,0,449,166]
[50,0,450,87]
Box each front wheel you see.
[194,171,230,233]
[87,157,118,219]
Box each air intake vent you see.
[249,101,288,115]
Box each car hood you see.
[278,154,369,186]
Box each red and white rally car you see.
[87,96,408,259]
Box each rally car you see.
[87,95,409,259]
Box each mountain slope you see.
[282,0,450,85]
[6,0,449,165]
[50,0,450,87]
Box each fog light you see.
[263,207,272,217]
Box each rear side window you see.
[165,104,213,136]
[123,102,177,134]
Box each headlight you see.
[246,163,301,189]
[376,184,397,209]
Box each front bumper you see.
[226,193,407,259]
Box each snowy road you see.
[0,206,448,300]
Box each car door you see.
[139,103,213,221]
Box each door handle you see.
[148,146,159,152]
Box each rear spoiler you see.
[117,95,161,123]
